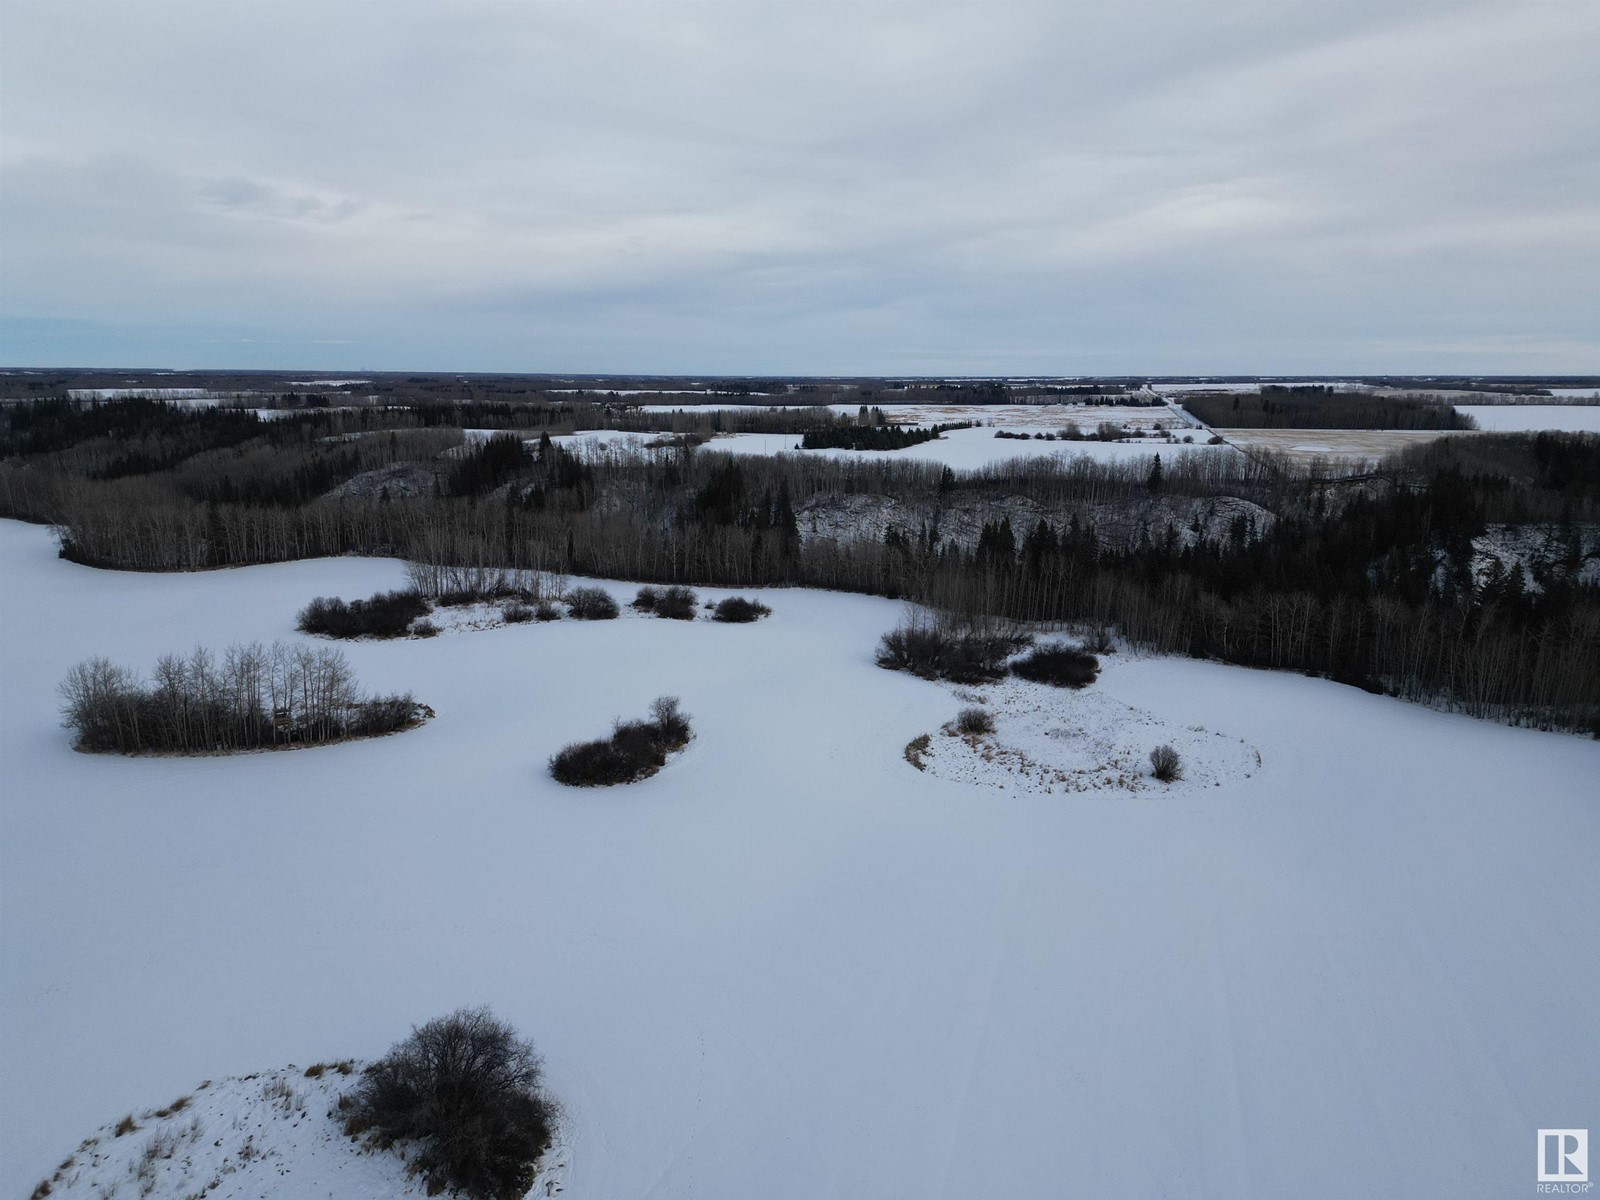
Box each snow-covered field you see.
[707,426,1222,470]
[1457,404,1600,432]
[2,518,1597,1200]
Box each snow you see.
[31,1065,569,1200]
[913,674,1261,795]
[1458,404,1600,432]
[2,518,1598,1199]
[706,425,1224,469]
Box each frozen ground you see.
[1216,427,1467,464]
[2,518,1597,1200]
[912,675,1261,796]
[1456,404,1600,432]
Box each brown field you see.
[1214,427,1474,465]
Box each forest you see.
[3,397,1597,734]
[1184,391,1478,430]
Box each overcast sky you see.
[2,1,1596,376]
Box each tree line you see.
[7,397,1596,732]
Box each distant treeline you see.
[1186,392,1477,431]
[800,421,975,451]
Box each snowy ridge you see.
[30,1065,569,1200]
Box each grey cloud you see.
[1,0,1595,373]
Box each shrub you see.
[1084,623,1115,655]
[712,596,771,623]
[534,601,561,622]
[297,590,430,639]
[903,733,931,770]
[955,706,994,735]
[876,621,1023,684]
[1150,744,1183,782]
[566,587,620,620]
[342,1007,556,1200]
[549,696,692,787]
[412,620,440,638]
[501,602,534,624]
[654,585,698,620]
[631,586,660,612]
[1010,643,1100,688]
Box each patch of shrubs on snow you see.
[876,617,1029,684]
[500,601,535,624]
[1150,744,1183,782]
[550,696,692,787]
[712,596,771,623]
[633,585,698,620]
[565,586,620,620]
[1009,643,1101,689]
[342,1007,557,1200]
[297,590,431,639]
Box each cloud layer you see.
[2,1,1596,373]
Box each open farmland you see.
[1214,427,1473,464]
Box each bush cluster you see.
[711,596,771,623]
[566,586,620,620]
[1010,643,1101,688]
[59,642,424,755]
[876,621,1026,684]
[297,590,430,639]
[634,585,697,620]
[342,1007,557,1200]
[549,697,693,787]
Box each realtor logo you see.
[1539,1130,1588,1185]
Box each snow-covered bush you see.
[1150,744,1183,782]
[1010,643,1100,689]
[631,586,660,612]
[297,590,429,639]
[712,596,771,623]
[534,601,561,622]
[500,602,534,624]
[566,586,620,620]
[342,1007,557,1200]
[550,696,692,787]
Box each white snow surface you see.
[1457,404,1600,432]
[2,519,1598,1199]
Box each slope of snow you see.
[2,519,1597,1200]
[1457,404,1600,432]
[28,1065,568,1200]
[912,674,1260,795]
